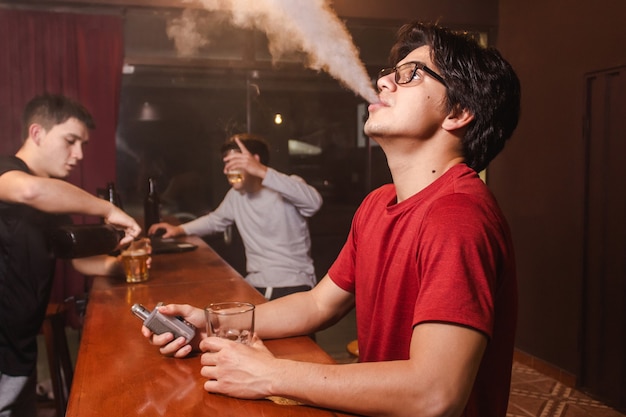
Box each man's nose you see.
[377,72,396,92]
[72,143,84,160]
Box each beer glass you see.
[121,238,151,283]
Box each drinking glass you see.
[205,302,255,344]
[225,149,243,184]
[121,238,151,283]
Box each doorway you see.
[581,65,626,410]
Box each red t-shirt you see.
[329,164,517,417]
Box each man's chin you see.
[51,171,70,179]
[363,119,381,138]
[230,183,245,193]
[363,124,383,141]
[61,165,76,177]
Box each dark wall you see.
[493,0,626,377]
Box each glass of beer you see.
[205,302,255,345]
[225,149,243,185]
[226,170,243,184]
[121,238,151,283]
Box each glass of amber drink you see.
[121,238,151,283]
[225,149,243,184]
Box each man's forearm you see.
[252,356,460,417]
[254,276,353,340]
[19,175,114,217]
[254,291,323,339]
[72,255,123,277]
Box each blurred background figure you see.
[149,133,323,300]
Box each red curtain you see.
[0,8,124,313]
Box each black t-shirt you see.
[0,156,68,376]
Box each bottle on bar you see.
[106,182,123,209]
[143,177,161,233]
[50,224,125,259]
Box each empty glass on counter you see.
[205,302,255,344]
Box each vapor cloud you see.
[166,9,209,56]
[167,0,378,103]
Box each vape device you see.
[131,303,196,343]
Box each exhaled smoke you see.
[166,9,209,56]
[167,0,379,104]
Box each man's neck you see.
[390,157,464,202]
[15,143,44,177]
[241,177,264,194]
[378,135,464,203]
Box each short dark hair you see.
[221,133,270,166]
[389,22,521,172]
[22,93,95,140]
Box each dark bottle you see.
[50,224,125,259]
[143,177,161,232]
[106,182,123,209]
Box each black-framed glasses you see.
[378,61,447,88]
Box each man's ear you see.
[442,107,474,132]
[28,124,45,145]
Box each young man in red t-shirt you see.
[146,22,521,417]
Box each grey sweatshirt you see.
[182,168,322,289]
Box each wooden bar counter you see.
[66,236,356,417]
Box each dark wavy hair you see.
[389,22,521,172]
[220,133,270,165]
[22,93,95,140]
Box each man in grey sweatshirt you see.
[149,133,322,300]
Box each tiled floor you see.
[318,310,626,417]
[326,357,626,417]
[37,314,626,417]
[507,362,626,417]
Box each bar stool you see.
[42,302,74,417]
